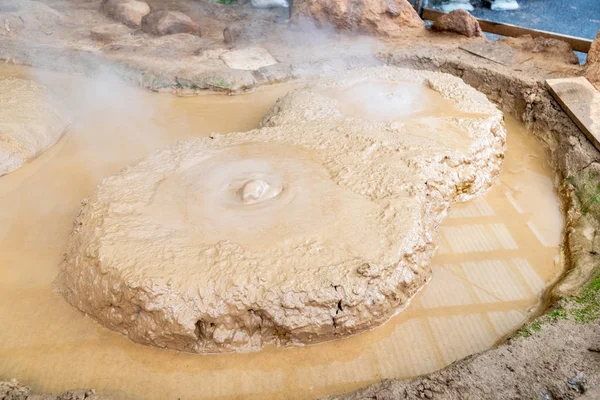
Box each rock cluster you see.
[59,67,506,354]
[100,0,199,37]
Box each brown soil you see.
[1,0,599,398]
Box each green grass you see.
[549,306,568,320]
[211,0,237,5]
[570,274,600,323]
[516,319,544,338]
[516,275,600,338]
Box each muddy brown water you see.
[0,65,563,400]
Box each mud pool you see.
[0,65,563,399]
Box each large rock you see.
[141,10,200,36]
[499,35,579,65]
[291,0,424,37]
[0,78,70,176]
[431,9,484,38]
[586,30,600,90]
[90,23,132,42]
[220,47,278,71]
[223,23,242,44]
[59,67,506,354]
[101,0,150,28]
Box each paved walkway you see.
[422,0,599,62]
[470,0,600,40]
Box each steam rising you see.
[329,81,428,121]
[0,0,388,190]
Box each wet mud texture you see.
[1,0,600,396]
[0,78,69,176]
[331,29,600,400]
[58,67,505,354]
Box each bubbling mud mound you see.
[262,67,505,201]
[0,78,69,176]
[59,67,506,354]
[261,68,500,126]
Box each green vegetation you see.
[517,314,554,338]
[570,273,600,323]
[211,0,237,4]
[152,78,174,90]
[559,166,600,324]
[516,274,600,338]
[176,80,198,90]
[565,167,600,220]
[549,306,568,320]
[210,78,232,90]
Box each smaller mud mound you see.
[59,67,506,354]
[0,78,69,176]
[262,67,505,201]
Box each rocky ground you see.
[0,0,591,93]
[1,0,600,399]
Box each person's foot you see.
[436,0,474,13]
[485,0,520,11]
